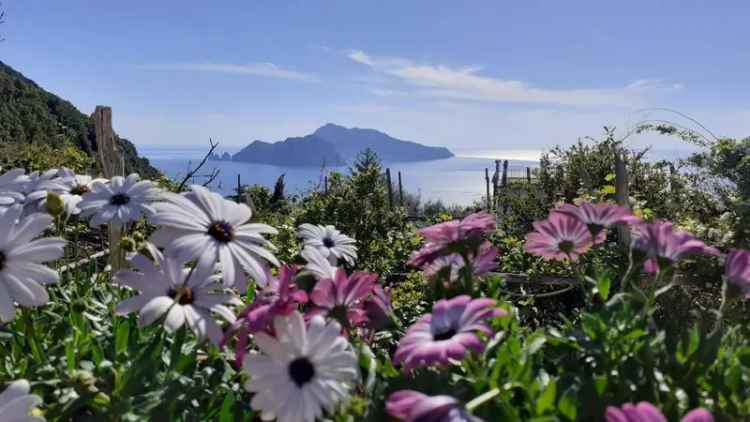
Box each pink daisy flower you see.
[221,265,308,366]
[393,295,505,371]
[525,213,593,261]
[309,268,378,334]
[419,212,496,244]
[409,212,496,268]
[725,249,750,298]
[632,222,720,273]
[606,402,713,422]
[555,202,640,243]
[423,241,498,282]
[386,390,482,422]
[364,284,392,330]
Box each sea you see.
[140,145,695,206]
[139,146,542,206]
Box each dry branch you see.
[177,138,219,192]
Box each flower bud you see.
[120,237,137,252]
[46,192,65,216]
[132,231,146,243]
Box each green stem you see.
[620,247,635,292]
[710,282,731,337]
[466,387,500,412]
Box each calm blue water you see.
[140,146,540,206]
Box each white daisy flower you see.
[113,250,238,345]
[300,247,337,280]
[21,169,63,212]
[297,224,357,265]
[0,379,44,421]
[48,168,107,216]
[243,311,359,422]
[0,168,30,209]
[149,185,279,292]
[0,205,66,322]
[78,174,160,228]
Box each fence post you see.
[485,168,491,210]
[92,106,125,271]
[324,175,328,194]
[385,168,394,209]
[615,149,630,249]
[492,160,500,200]
[236,174,241,204]
[398,171,404,206]
[526,167,532,183]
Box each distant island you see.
[212,123,454,167]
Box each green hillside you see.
[0,60,159,178]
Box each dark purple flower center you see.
[288,357,315,387]
[110,193,130,206]
[168,286,194,305]
[330,304,349,325]
[208,221,234,243]
[322,237,335,248]
[433,327,457,341]
[0,250,5,271]
[70,184,90,196]
[558,240,575,253]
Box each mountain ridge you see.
[0,60,160,178]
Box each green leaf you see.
[605,173,616,182]
[115,322,129,358]
[218,392,235,422]
[558,388,577,421]
[594,376,608,396]
[525,332,547,357]
[596,273,611,301]
[601,185,616,195]
[535,379,556,415]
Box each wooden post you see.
[501,160,509,187]
[236,174,241,204]
[492,160,500,199]
[92,106,125,271]
[93,106,124,179]
[526,167,532,183]
[484,168,491,210]
[324,175,328,194]
[615,150,630,249]
[385,168,394,209]
[398,171,404,206]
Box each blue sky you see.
[1,1,749,153]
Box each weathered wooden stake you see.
[526,167,532,183]
[492,160,500,200]
[398,171,404,206]
[615,149,630,249]
[484,168,491,210]
[236,174,241,204]
[92,106,126,271]
[324,175,328,194]
[385,168,394,209]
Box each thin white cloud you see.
[348,50,680,106]
[139,62,319,82]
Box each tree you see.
[270,174,286,205]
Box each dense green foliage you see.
[5,125,750,421]
[0,60,159,178]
